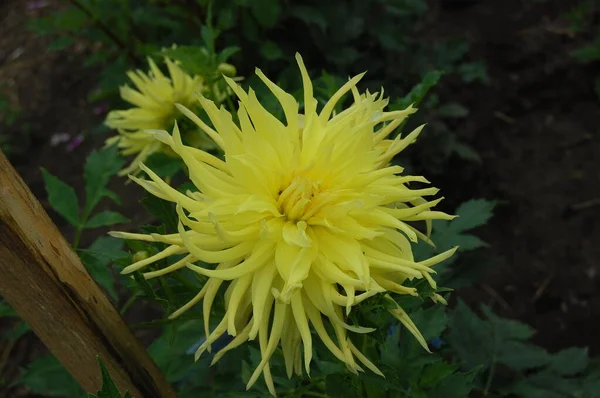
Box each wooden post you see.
[0,151,176,397]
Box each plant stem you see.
[73,226,82,250]
[483,326,498,396]
[120,293,139,315]
[483,359,496,396]
[0,338,17,378]
[68,0,140,66]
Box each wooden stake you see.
[0,151,175,397]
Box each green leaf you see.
[572,40,600,63]
[260,41,284,61]
[497,341,550,370]
[140,193,178,233]
[16,355,84,397]
[505,370,575,398]
[427,370,475,398]
[457,61,491,85]
[102,188,122,205]
[419,362,457,387]
[438,102,469,118]
[84,146,124,216]
[87,357,130,398]
[49,36,74,51]
[452,199,496,233]
[41,168,80,226]
[216,46,241,64]
[0,300,19,318]
[446,300,492,370]
[550,347,589,376]
[148,319,211,383]
[161,45,213,77]
[79,237,125,300]
[144,152,182,178]
[325,373,360,398]
[455,235,489,251]
[450,141,482,163]
[3,321,30,340]
[411,305,447,341]
[393,70,443,110]
[250,0,281,28]
[481,305,535,341]
[85,211,130,228]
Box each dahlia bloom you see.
[105,58,219,176]
[111,54,456,395]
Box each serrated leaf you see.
[140,193,178,233]
[102,189,122,205]
[505,370,575,398]
[451,199,495,233]
[16,355,83,397]
[393,70,443,110]
[85,211,130,228]
[78,237,125,300]
[481,305,535,341]
[41,168,80,226]
[455,235,489,251]
[419,362,458,387]
[427,370,474,398]
[87,357,129,398]
[550,347,589,376]
[447,300,492,370]
[497,341,550,370]
[411,305,447,341]
[84,146,124,216]
[148,320,210,383]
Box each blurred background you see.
[0,0,599,396]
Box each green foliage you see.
[41,168,81,226]
[42,145,126,248]
[447,300,600,397]
[392,70,443,111]
[79,237,126,299]
[22,1,600,398]
[442,198,494,251]
[16,355,84,397]
[88,357,133,398]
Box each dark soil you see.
[431,0,600,356]
[0,0,599,396]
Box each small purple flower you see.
[27,1,49,10]
[66,134,84,152]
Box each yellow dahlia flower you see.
[111,54,456,395]
[105,58,212,176]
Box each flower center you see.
[277,175,322,222]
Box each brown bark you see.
[0,150,175,397]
